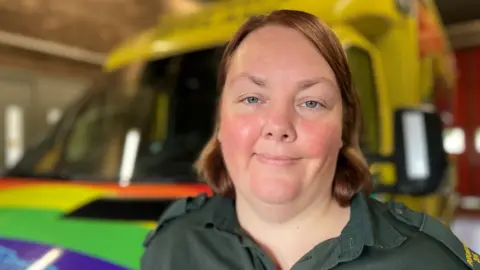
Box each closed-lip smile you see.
[255,153,300,166]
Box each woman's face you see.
[218,25,344,206]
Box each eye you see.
[242,96,261,104]
[302,100,322,109]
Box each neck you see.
[236,191,351,269]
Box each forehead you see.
[227,25,337,84]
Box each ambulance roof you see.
[104,0,400,71]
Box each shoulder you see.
[140,193,225,269]
[143,192,216,246]
[366,196,480,269]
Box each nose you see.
[261,106,297,143]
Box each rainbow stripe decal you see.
[0,238,126,269]
[0,178,211,269]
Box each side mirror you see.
[393,108,448,195]
[370,108,449,196]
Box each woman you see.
[141,10,476,270]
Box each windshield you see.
[6,45,381,184]
[6,47,222,183]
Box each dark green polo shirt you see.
[141,193,479,269]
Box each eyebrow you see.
[297,77,337,90]
[230,73,267,87]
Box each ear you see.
[216,124,223,144]
[215,101,223,143]
[337,135,344,149]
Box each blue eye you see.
[243,96,260,104]
[304,100,321,108]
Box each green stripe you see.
[0,208,150,269]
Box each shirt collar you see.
[337,192,375,262]
[338,192,407,262]
[205,192,407,260]
[205,195,240,232]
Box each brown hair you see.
[195,9,372,206]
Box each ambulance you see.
[0,0,456,269]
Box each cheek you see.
[298,119,343,158]
[218,114,261,158]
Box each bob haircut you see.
[195,9,372,206]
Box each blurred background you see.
[0,0,480,269]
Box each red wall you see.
[454,48,480,196]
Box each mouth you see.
[255,153,300,166]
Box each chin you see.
[249,176,301,205]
